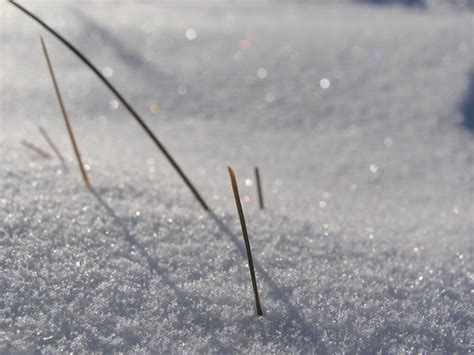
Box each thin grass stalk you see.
[38,125,66,164]
[40,37,90,189]
[21,139,52,159]
[254,167,264,210]
[228,166,263,316]
[9,0,209,211]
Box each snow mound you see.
[1,146,472,353]
[1,0,473,352]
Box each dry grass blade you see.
[228,166,263,316]
[40,37,90,189]
[9,0,209,211]
[21,139,52,159]
[254,167,264,210]
[38,125,66,164]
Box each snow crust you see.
[1,1,473,352]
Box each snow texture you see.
[1,0,473,353]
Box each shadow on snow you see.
[461,70,474,132]
[90,188,326,351]
[354,0,425,6]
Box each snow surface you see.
[1,0,473,353]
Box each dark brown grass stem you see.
[254,167,264,210]
[38,125,66,164]
[228,166,263,316]
[40,37,90,189]
[21,139,52,159]
[9,0,209,211]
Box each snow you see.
[1,0,473,352]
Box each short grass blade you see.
[254,167,264,210]
[228,166,263,316]
[38,125,66,164]
[40,37,90,189]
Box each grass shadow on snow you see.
[207,211,327,351]
[354,0,425,6]
[90,188,326,349]
[90,189,186,298]
[90,189,230,335]
[461,70,474,132]
[74,9,173,85]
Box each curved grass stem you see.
[10,0,209,210]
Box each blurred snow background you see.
[1,0,473,352]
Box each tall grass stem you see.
[228,166,263,316]
[10,1,209,210]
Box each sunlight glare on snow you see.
[265,92,275,103]
[150,103,160,114]
[320,78,331,89]
[109,100,119,110]
[178,85,188,95]
[384,137,393,147]
[257,68,268,79]
[102,67,113,78]
[186,28,197,40]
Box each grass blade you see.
[40,37,90,189]
[21,139,52,159]
[38,125,66,165]
[9,0,209,211]
[254,167,264,210]
[228,166,263,316]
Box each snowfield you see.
[1,0,473,353]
